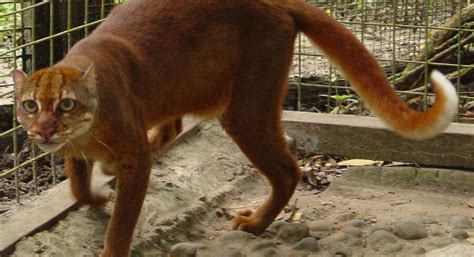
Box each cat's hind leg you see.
[220,106,301,234]
[219,56,301,234]
[147,118,183,152]
[65,157,109,206]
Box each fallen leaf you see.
[337,159,382,166]
[291,212,302,221]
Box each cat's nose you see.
[36,128,56,139]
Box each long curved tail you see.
[279,0,458,140]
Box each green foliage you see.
[0,3,18,46]
[321,94,359,114]
[355,0,376,12]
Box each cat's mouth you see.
[34,138,66,153]
[36,141,65,153]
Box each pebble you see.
[219,231,255,247]
[367,230,397,250]
[412,246,426,255]
[368,224,391,234]
[382,242,404,253]
[449,215,472,229]
[426,236,453,248]
[318,232,351,247]
[220,249,246,257]
[308,220,335,233]
[451,229,469,239]
[392,221,428,240]
[275,223,310,244]
[250,240,276,252]
[348,238,365,247]
[346,219,367,228]
[429,225,447,237]
[425,244,474,257]
[267,220,289,233]
[332,243,352,257]
[256,248,279,257]
[335,212,356,222]
[342,226,363,238]
[292,237,319,252]
[168,242,198,257]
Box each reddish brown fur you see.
[13,0,454,256]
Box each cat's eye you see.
[59,99,76,112]
[22,100,38,113]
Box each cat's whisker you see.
[80,150,90,169]
[87,131,115,156]
[66,139,79,155]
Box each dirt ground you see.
[6,120,473,257]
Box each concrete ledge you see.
[283,111,474,169]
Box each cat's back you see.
[93,0,292,39]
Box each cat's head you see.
[13,65,98,153]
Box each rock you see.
[346,219,367,228]
[451,229,469,239]
[308,220,335,233]
[393,221,427,240]
[367,230,397,250]
[219,231,255,247]
[268,220,289,233]
[383,242,404,253]
[292,237,319,252]
[335,212,356,222]
[255,248,279,257]
[331,243,352,257]
[426,236,454,248]
[318,232,351,247]
[348,238,364,247]
[221,249,246,257]
[168,242,198,257]
[275,223,310,244]
[412,246,426,255]
[250,240,276,252]
[289,253,309,257]
[449,215,472,229]
[429,225,447,237]
[368,224,391,234]
[342,226,363,238]
[425,244,474,257]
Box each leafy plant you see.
[321,94,359,114]
[0,3,18,47]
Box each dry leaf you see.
[291,212,302,221]
[337,159,381,166]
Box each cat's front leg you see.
[100,153,151,257]
[65,157,109,206]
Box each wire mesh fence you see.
[0,0,122,208]
[0,0,472,209]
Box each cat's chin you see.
[37,143,65,153]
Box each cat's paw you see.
[231,209,267,235]
[88,193,110,206]
[78,189,111,206]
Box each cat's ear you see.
[12,69,27,87]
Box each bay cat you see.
[13,0,457,256]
